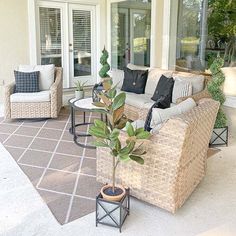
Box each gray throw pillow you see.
[14,70,40,93]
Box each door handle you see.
[69,49,74,53]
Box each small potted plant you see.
[75,80,87,100]
[89,80,150,202]
[208,57,228,146]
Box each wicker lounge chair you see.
[4,67,62,119]
[97,99,219,213]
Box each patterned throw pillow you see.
[14,71,40,93]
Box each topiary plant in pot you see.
[89,80,150,202]
[207,57,227,128]
[208,57,228,146]
[99,47,111,79]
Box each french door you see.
[37,1,97,88]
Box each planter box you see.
[96,188,130,233]
[210,126,228,146]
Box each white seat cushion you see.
[18,64,55,91]
[150,98,196,129]
[10,91,51,103]
[117,89,154,109]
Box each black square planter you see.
[210,126,228,146]
[96,188,130,233]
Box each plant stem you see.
[112,155,115,193]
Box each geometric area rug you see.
[0,107,102,225]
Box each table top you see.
[69,97,103,111]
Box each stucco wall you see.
[0,0,30,102]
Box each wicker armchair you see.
[97,99,219,213]
[4,67,63,119]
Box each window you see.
[170,0,236,72]
[111,0,152,69]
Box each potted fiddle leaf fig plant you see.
[89,80,150,202]
[74,80,87,100]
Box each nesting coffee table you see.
[68,97,106,149]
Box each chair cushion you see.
[151,75,174,102]
[14,71,40,93]
[18,64,55,91]
[172,79,192,103]
[150,98,196,129]
[173,74,204,94]
[124,91,154,108]
[10,91,51,103]
[121,67,148,94]
[112,69,124,89]
[145,69,173,95]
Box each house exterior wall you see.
[0,0,30,102]
[0,0,166,102]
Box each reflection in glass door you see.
[39,7,62,67]
[69,4,96,87]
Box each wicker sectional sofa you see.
[97,99,219,213]
[112,64,211,121]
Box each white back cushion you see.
[112,69,124,89]
[18,64,55,91]
[172,79,192,103]
[150,98,196,129]
[173,74,204,94]
[145,69,173,95]
[221,67,236,96]
[127,63,150,71]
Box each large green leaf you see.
[136,131,151,139]
[129,155,144,164]
[119,141,135,155]
[89,126,109,139]
[135,127,145,136]
[106,86,117,99]
[126,122,135,137]
[92,102,105,108]
[119,154,130,162]
[132,147,146,156]
[92,140,108,147]
[91,108,108,114]
[112,92,126,111]
[110,128,120,140]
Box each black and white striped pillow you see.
[14,70,40,93]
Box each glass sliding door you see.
[39,7,62,67]
[111,0,152,69]
[69,4,96,87]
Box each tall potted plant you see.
[89,80,150,201]
[99,47,111,79]
[208,57,228,145]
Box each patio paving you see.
[0,107,103,225]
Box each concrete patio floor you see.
[0,106,236,236]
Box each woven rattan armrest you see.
[4,82,15,119]
[50,67,63,118]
